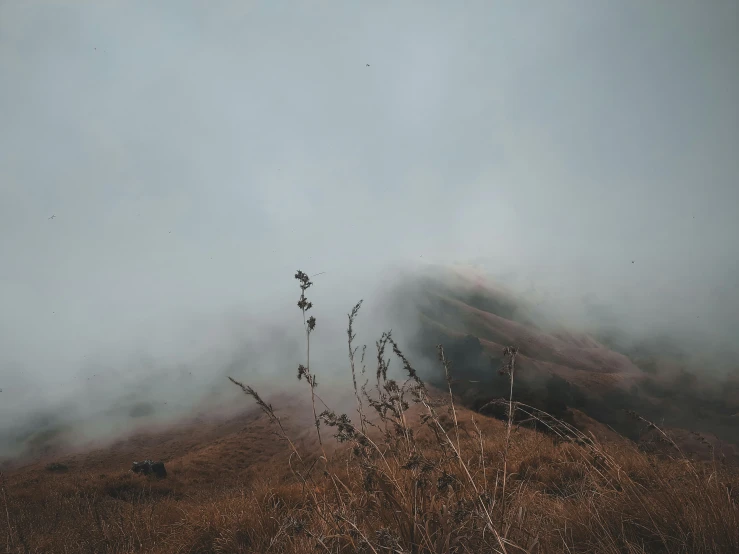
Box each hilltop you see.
[396,266,739,459]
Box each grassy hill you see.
[400,266,739,456]
[2,268,738,553]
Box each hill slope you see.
[396,266,739,455]
[3,382,738,553]
[2,266,739,553]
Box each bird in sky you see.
[366,63,370,67]
[48,215,55,219]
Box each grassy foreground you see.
[2,271,737,553]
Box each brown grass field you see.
[2,271,737,553]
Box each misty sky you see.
[1,1,738,398]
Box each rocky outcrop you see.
[131,459,167,478]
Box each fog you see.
[1,1,737,456]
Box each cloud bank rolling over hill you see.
[1,1,738,457]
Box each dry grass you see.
[2,271,737,553]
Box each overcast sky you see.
[1,1,738,404]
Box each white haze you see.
[0,1,737,455]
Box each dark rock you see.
[131,459,167,478]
